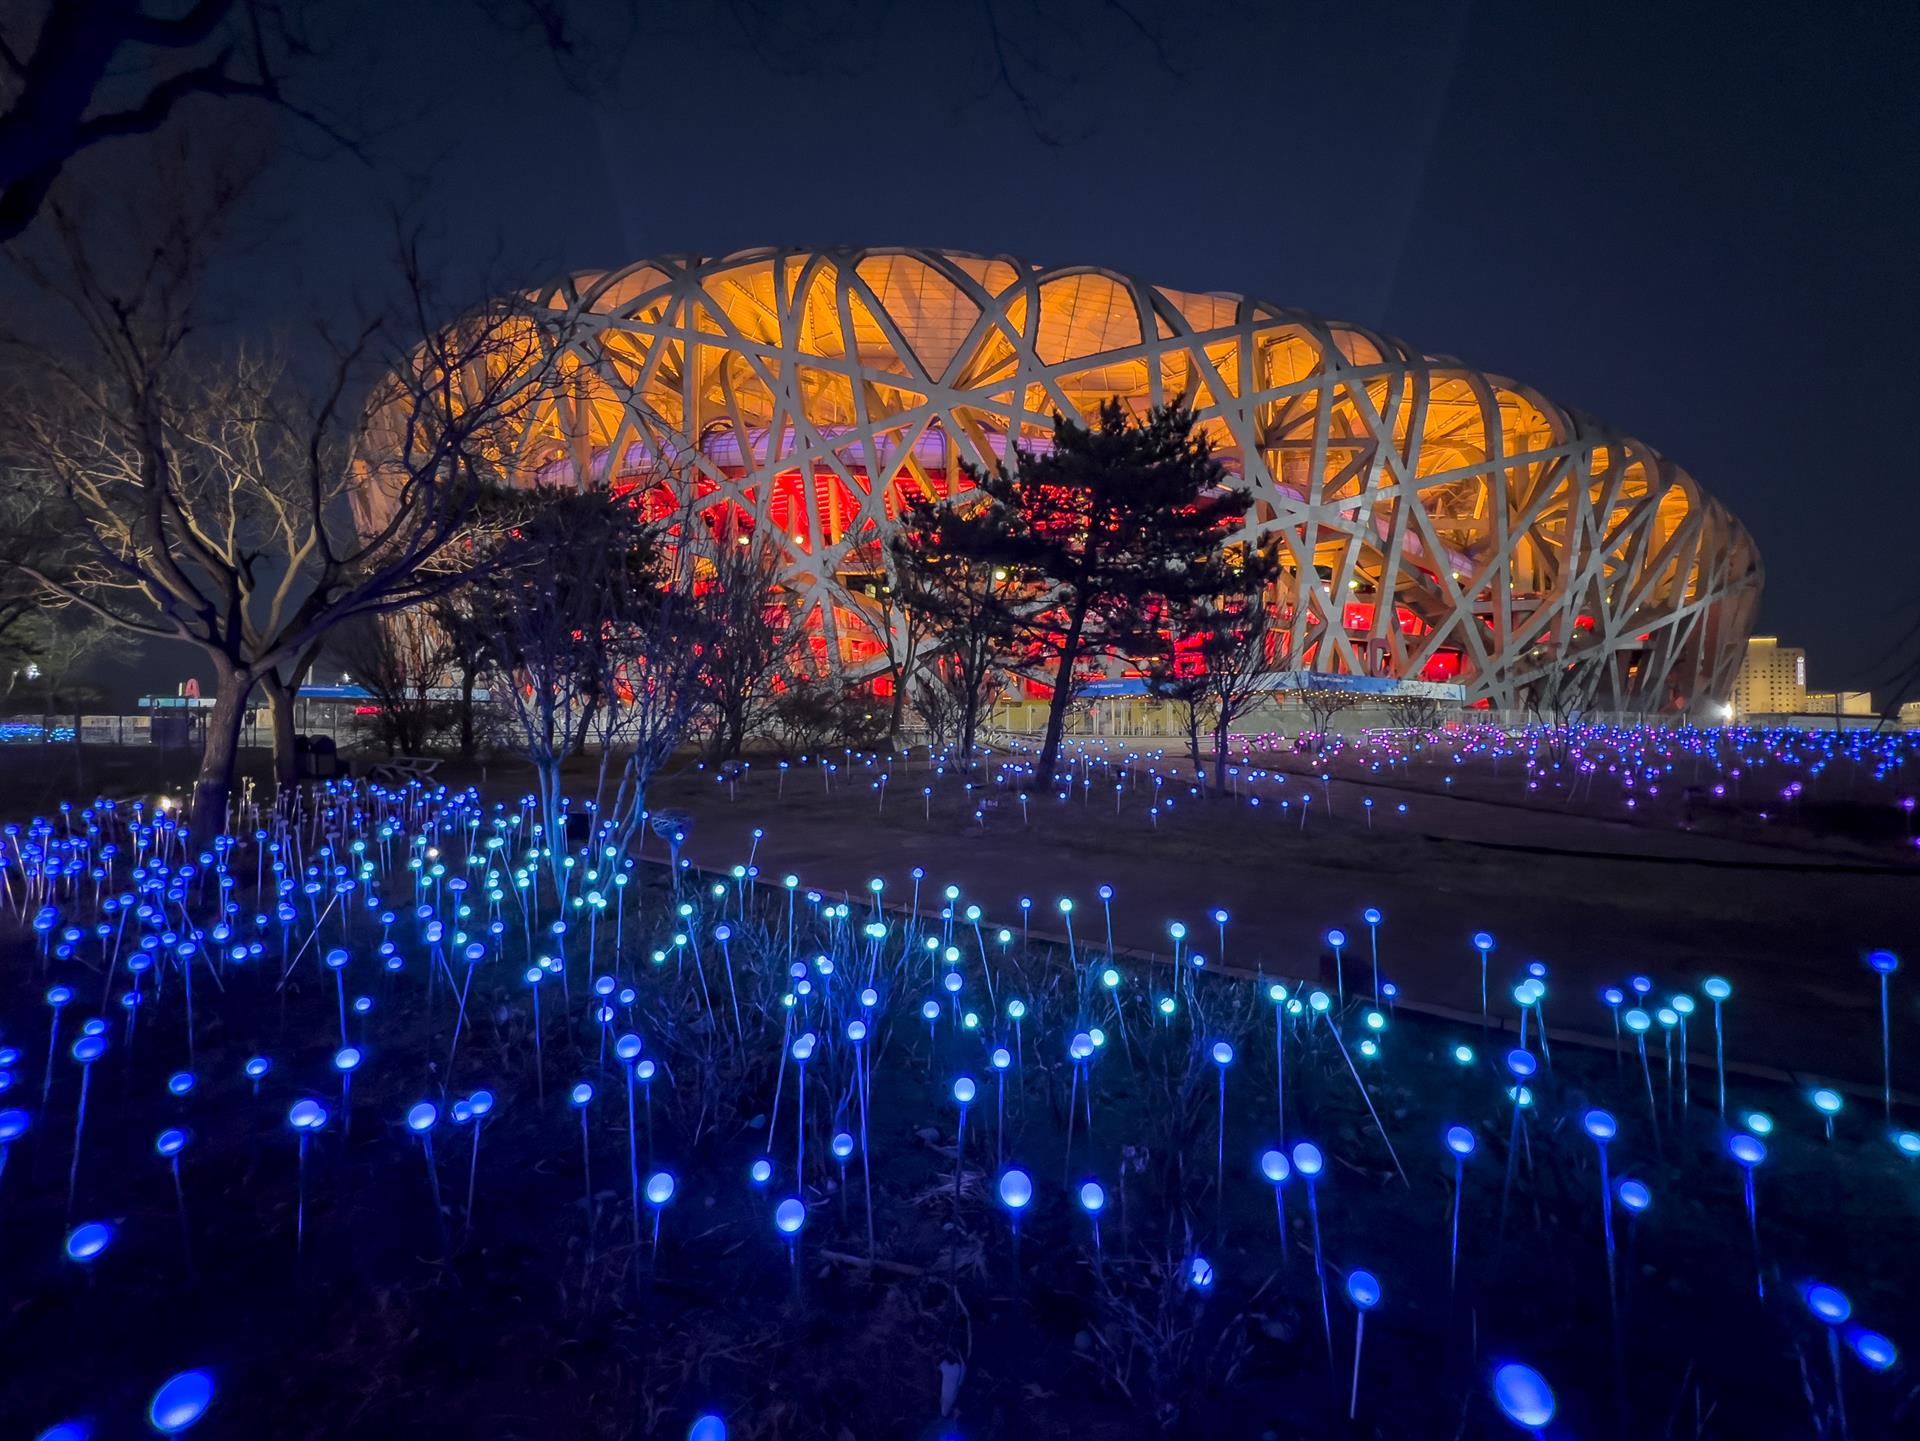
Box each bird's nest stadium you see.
[375,247,1761,714]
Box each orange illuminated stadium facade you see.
[393,247,1762,713]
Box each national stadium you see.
[391,247,1762,714]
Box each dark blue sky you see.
[110,0,1920,700]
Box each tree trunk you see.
[457,661,477,760]
[887,668,906,748]
[959,684,977,762]
[716,704,744,762]
[1214,711,1230,790]
[191,667,254,837]
[1035,605,1089,788]
[261,672,299,790]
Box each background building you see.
[1805,691,1874,717]
[368,248,1763,713]
[1732,635,1807,716]
[1731,634,1879,724]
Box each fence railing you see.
[983,697,1696,742]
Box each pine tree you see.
[937,398,1257,788]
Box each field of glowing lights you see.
[0,721,1916,1441]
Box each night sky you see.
[62,0,1920,703]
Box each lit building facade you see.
[1731,636,1808,717]
[396,249,1763,712]
[1805,691,1873,717]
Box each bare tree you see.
[850,542,941,750]
[1522,642,1606,765]
[695,519,810,762]
[429,588,492,760]
[0,170,558,833]
[12,607,130,747]
[469,486,715,879]
[332,610,451,756]
[0,1,345,243]
[576,496,714,862]
[1145,651,1212,774]
[1296,686,1362,752]
[0,0,641,243]
[1147,548,1279,787]
[892,496,1020,764]
[468,487,636,875]
[1383,693,1447,734]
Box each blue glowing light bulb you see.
[65,1221,113,1262]
[1446,1125,1477,1157]
[1490,1362,1555,1429]
[1848,1328,1897,1370]
[148,1369,215,1434]
[288,1099,328,1131]
[1804,1283,1852,1326]
[998,1168,1034,1211]
[1347,1269,1381,1309]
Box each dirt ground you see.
[640,740,1918,1094]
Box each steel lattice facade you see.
[445,247,1762,712]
